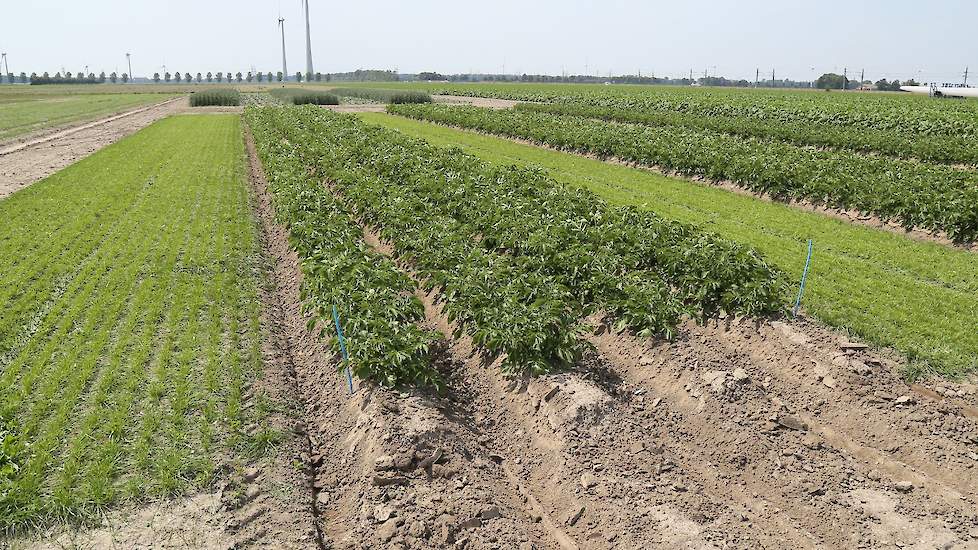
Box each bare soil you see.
[433,95,520,110]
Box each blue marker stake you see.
[792,240,814,317]
[332,305,354,394]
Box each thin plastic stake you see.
[332,305,354,394]
[792,240,814,317]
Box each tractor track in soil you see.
[244,123,978,549]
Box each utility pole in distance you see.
[771,68,775,87]
[843,67,847,90]
[755,68,759,88]
[126,53,132,82]
[860,68,864,84]
[965,66,970,86]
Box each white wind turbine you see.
[278,15,288,81]
[302,0,314,78]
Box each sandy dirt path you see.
[433,95,520,109]
[0,97,188,200]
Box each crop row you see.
[249,106,784,377]
[332,88,432,104]
[251,106,586,375]
[0,116,265,529]
[247,112,440,388]
[425,84,978,137]
[268,88,339,105]
[189,89,241,107]
[515,102,978,165]
[279,108,786,322]
[389,104,978,243]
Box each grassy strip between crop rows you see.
[0,92,175,141]
[248,105,784,382]
[0,114,272,531]
[389,104,978,243]
[362,111,978,379]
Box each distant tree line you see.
[874,78,917,91]
[29,71,111,85]
[815,73,919,91]
[410,73,816,88]
[3,68,921,91]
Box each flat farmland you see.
[0,91,175,141]
[360,110,978,379]
[2,84,977,549]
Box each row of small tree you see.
[1,72,129,84]
[1,71,337,84]
[151,71,336,83]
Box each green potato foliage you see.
[248,106,786,377]
[390,104,978,243]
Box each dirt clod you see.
[777,414,809,431]
[894,481,914,493]
[565,506,586,526]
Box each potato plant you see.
[516,102,978,165]
[390,104,978,243]
[248,106,785,376]
[425,83,978,137]
[248,111,440,388]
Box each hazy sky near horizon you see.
[3,0,974,83]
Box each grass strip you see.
[0,114,267,532]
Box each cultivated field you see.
[0,90,176,142]
[0,115,277,534]
[2,83,977,549]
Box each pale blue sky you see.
[3,0,974,83]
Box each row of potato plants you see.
[389,104,978,243]
[252,106,784,377]
[256,107,587,375]
[515,102,978,165]
[288,108,786,322]
[247,111,442,388]
[332,88,433,104]
[427,84,978,138]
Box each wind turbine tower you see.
[279,16,288,81]
[303,0,314,77]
